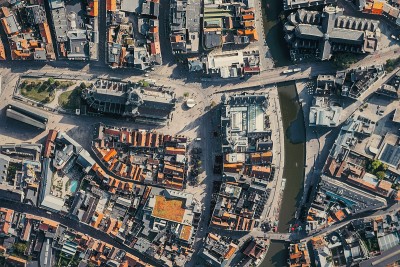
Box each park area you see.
[18,78,92,111]
[58,88,82,110]
[19,78,75,103]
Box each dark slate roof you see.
[295,24,324,39]
[330,28,364,43]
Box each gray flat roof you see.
[378,143,400,168]
[6,109,47,129]
[8,102,48,122]
[187,0,201,32]
[359,244,400,267]
[0,154,10,184]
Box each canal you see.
[261,0,291,67]
[260,0,307,266]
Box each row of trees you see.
[384,57,400,72]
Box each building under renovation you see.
[284,6,380,61]
[81,80,176,125]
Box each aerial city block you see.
[0,0,399,266]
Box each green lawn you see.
[20,79,75,103]
[58,88,82,110]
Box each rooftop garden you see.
[152,195,185,223]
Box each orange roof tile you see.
[334,210,346,221]
[103,149,117,162]
[6,256,27,266]
[378,180,392,191]
[224,244,237,259]
[91,213,103,228]
[106,0,116,11]
[372,1,384,10]
[39,22,52,44]
[41,219,59,228]
[0,39,5,60]
[208,233,220,241]
[179,225,192,241]
[88,0,98,17]
[165,147,186,155]
[242,14,254,20]
[152,195,185,223]
[0,208,13,235]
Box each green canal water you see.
[261,0,291,67]
[260,83,306,267]
[260,0,307,266]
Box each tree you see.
[7,165,17,180]
[38,83,47,92]
[326,256,332,263]
[80,82,87,89]
[183,92,189,98]
[333,53,362,70]
[367,160,383,174]
[54,80,61,87]
[47,77,55,85]
[382,164,388,171]
[376,171,385,180]
[384,57,400,72]
[139,80,150,87]
[13,243,27,256]
[210,101,216,107]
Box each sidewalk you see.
[253,0,275,70]
[263,86,285,226]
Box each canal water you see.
[261,0,291,67]
[260,83,306,267]
[260,0,307,266]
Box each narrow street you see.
[0,199,159,266]
[96,0,107,65]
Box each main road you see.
[0,42,398,98]
[260,201,400,243]
[0,199,160,266]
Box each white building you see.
[309,97,342,127]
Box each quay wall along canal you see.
[260,0,307,265]
[260,82,306,267]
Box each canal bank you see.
[260,82,306,267]
[276,82,306,232]
[260,0,306,265]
